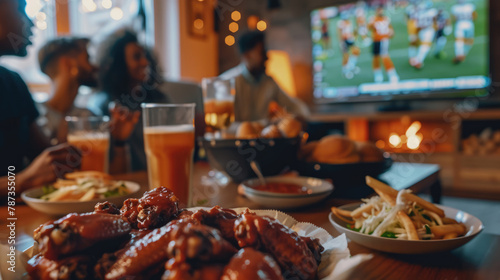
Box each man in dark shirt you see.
[0,0,80,197]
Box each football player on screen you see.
[405,2,419,66]
[433,8,452,59]
[337,11,361,79]
[368,6,399,83]
[412,1,438,69]
[355,1,371,46]
[451,0,477,63]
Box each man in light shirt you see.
[220,31,309,122]
[37,37,97,144]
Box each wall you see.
[217,0,319,104]
[152,0,218,83]
[178,0,219,82]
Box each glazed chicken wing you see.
[234,212,322,280]
[94,202,121,215]
[120,187,180,229]
[161,259,225,280]
[27,254,96,280]
[221,248,284,280]
[104,220,237,280]
[34,213,131,260]
[191,206,240,244]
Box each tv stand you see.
[307,108,500,200]
[377,101,411,112]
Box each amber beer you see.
[204,99,235,131]
[144,125,195,205]
[67,132,110,172]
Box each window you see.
[0,0,143,100]
[0,0,56,87]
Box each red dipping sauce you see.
[252,182,311,194]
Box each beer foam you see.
[144,125,194,134]
[67,132,109,141]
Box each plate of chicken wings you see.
[22,187,367,280]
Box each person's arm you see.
[0,144,81,197]
[272,81,310,119]
[108,104,140,174]
[28,122,52,158]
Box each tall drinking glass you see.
[65,116,110,172]
[142,103,195,206]
[202,77,235,136]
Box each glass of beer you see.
[142,103,195,206]
[65,116,110,172]
[202,77,235,135]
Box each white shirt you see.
[220,63,309,122]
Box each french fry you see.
[47,187,75,201]
[331,207,354,224]
[443,232,458,240]
[53,179,77,189]
[351,203,375,219]
[331,207,352,217]
[366,176,398,197]
[65,171,112,180]
[366,176,445,217]
[401,193,445,217]
[430,224,466,238]
[442,217,459,224]
[397,211,419,240]
[79,188,96,201]
[374,189,396,206]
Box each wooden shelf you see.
[309,108,500,122]
[307,109,500,197]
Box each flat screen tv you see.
[310,0,490,103]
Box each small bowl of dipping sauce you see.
[239,176,334,209]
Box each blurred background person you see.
[36,37,97,144]
[89,29,204,171]
[0,0,80,197]
[220,31,309,123]
[38,36,138,173]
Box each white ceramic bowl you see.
[21,181,142,216]
[239,176,333,209]
[329,203,484,254]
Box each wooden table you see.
[1,162,498,280]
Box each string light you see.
[102,0,112,9]
[231,11,241,21]
[225,35,235,46]
[257,20,267,31]
[194,18,204,30]
[229,22,239,33]
[110,7,123,20]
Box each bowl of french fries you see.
[329,176,483,254]
[21,171,141,215]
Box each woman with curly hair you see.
[89,29,205,171]
[89,29,169,171]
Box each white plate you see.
[329,203,484,254]
[21,181,141,216]
[239,176,333,209]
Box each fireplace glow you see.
[388,121,423,150]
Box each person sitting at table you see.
[219,31,309,122]
[36,37,97,144]
[88,29,205,171]
[0,0,80,197]
[38,37,137,173]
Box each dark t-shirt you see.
[0,66,39,175]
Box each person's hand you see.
[17,143,81,191]
[109,102,141,142]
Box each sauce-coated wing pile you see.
[27,187,324,280]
